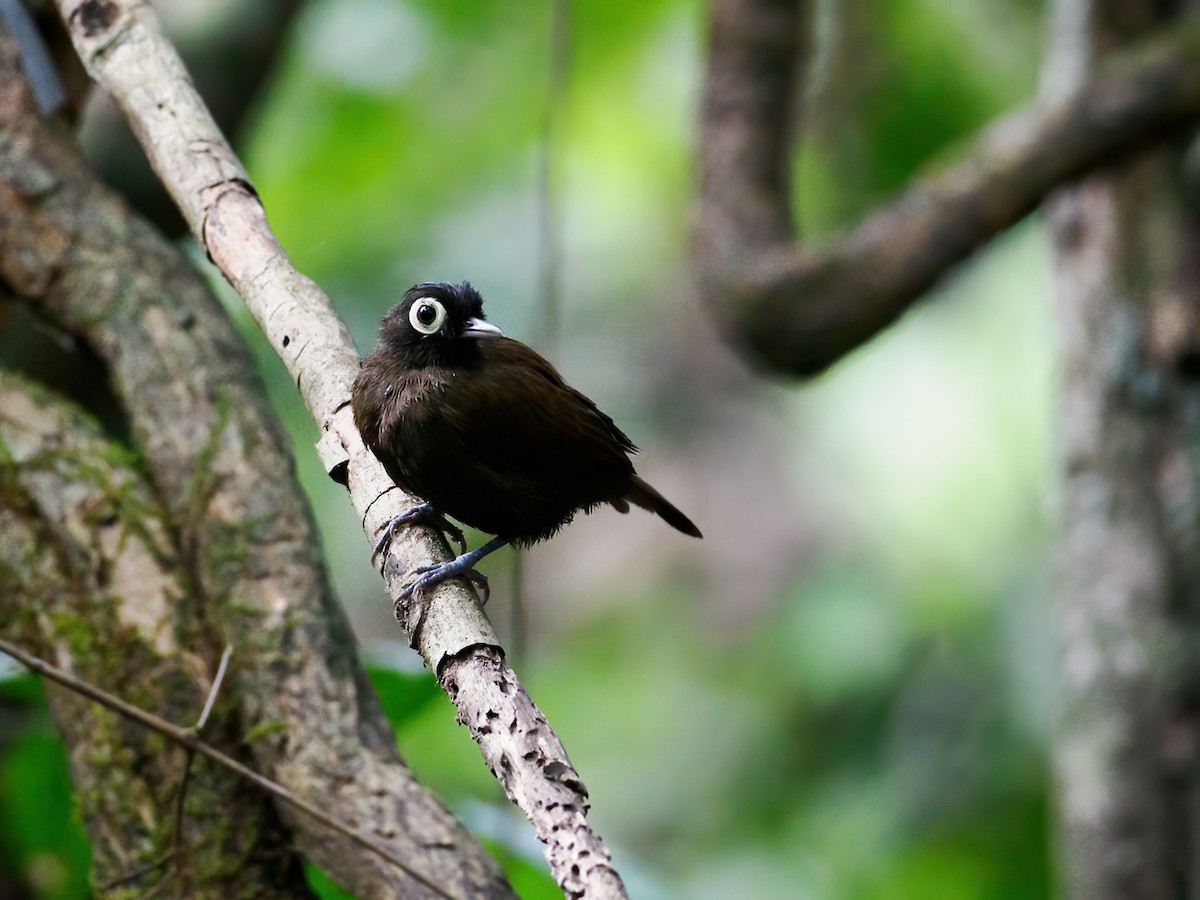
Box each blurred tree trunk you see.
[1045,1,1200,897]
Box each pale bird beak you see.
[463,318,504,338]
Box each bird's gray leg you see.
[398,536,509,606]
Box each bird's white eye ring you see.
[409,298,448,335]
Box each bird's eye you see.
[409,299,447,335]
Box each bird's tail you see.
[623,476,702,538]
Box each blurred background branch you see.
[697,0,1200,375]
[699,1,1200,897]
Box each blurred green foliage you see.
[1,0,1058,896]
[0,676,90,899]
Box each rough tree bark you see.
[3,0,626,894]
[0,371,305,895]
[77,0,304,235]
[1044,1,1200,898]
[48,0,628,896]
[0,24,511,900]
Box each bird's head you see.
[377,281,504,366]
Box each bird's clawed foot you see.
[396,558,491,609]
[392,535,509,612]
[371,501,467,563]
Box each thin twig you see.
[136,870,173,900]
[171,643,235,883]
[0,637,453,900]
[195,643,232,731]
[94,854,175,892]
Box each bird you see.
[351,281,701,601]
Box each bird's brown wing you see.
[446,337,636,479]
[394,337,637,540]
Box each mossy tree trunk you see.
[0,21,511,900]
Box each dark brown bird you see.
[352,281,701,599]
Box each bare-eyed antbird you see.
[351,281,701,600]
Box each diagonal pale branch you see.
[79,0,304,235]
[696,1,1200,376]
[0,31,507,900]
[51,0,626,895]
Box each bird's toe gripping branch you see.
[372,500,468,563]
[394,535,510,611]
